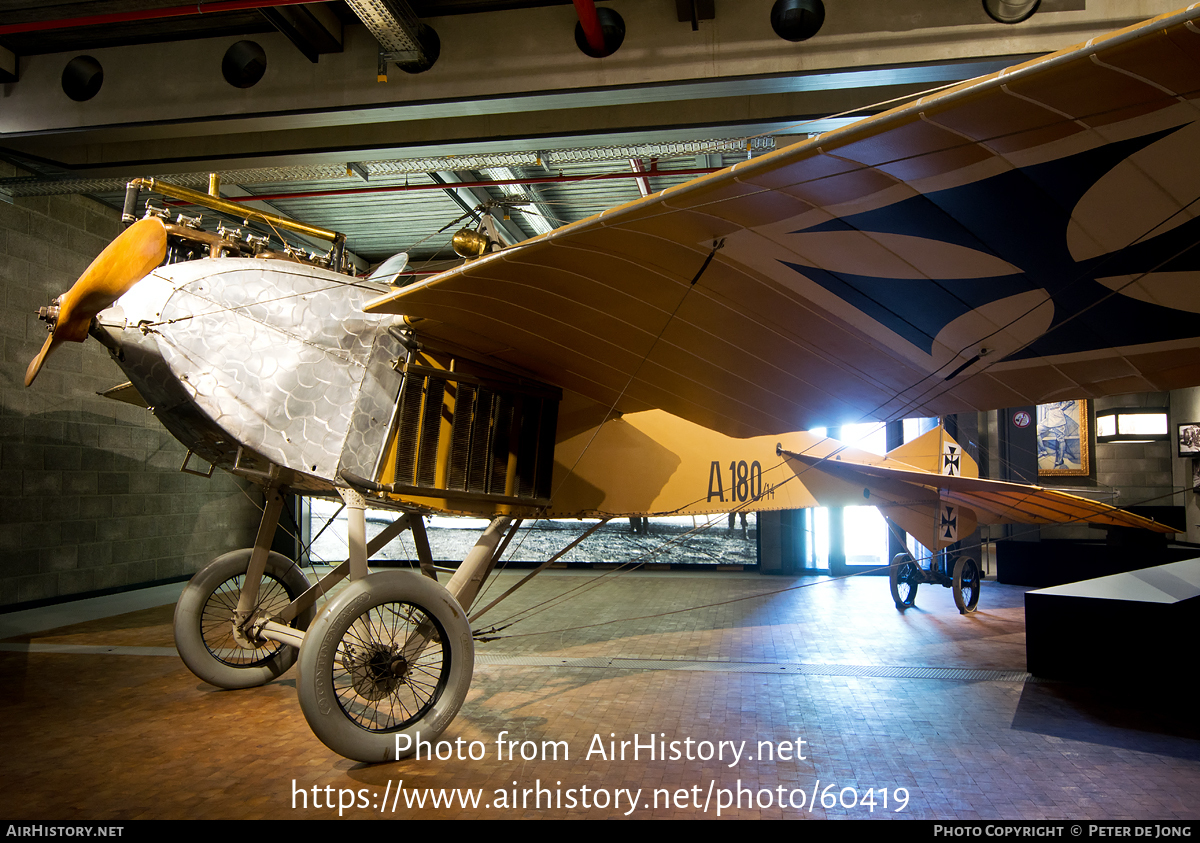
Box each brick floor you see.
[1,568,1197,820]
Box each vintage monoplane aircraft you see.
[23,5,1200,763]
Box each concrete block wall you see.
[1093,393,1174,513]
[1170,386,1200,544]
[0,169,261,607]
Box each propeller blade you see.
[24,333,61,390]
[25,217,167,387]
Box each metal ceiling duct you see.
[0,138,777,198]
[345,0,439,72]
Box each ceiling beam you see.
[0,43,15,82]
[259,3,344,63]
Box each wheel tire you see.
[953,555,982,615]
[297,571,473,764]
[174,549,314,689]
[889,552,919,609]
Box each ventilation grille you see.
[390,368,558,503]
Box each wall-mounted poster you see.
[1037,400,1090,477]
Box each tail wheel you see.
[889,552,919,609]
[297,571,473,763]
[173,549,314,689]
[952,555,982,615]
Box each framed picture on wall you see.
[1178,422,1200,457]
[1037,399,1090,477]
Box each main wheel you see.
[297,571,473,763]
[889,552,919,609]
[174,549,315,689]
[952,555,982,615]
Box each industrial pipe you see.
[0,0,318,36]
[572,0,606,55]
[199,167,723,204]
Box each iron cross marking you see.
[779,124,1200,361]
[942,442,961,476]
[940,504,959,542]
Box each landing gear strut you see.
[173,481,518,763]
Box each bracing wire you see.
[191,50,1199,641]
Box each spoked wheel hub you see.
[232,613,271,650]
[297,571,475,763]
[347,644,410,701]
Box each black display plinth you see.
[1025,558,1200,681]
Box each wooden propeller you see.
[25,217,168,387]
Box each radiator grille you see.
[391,368,558,503]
